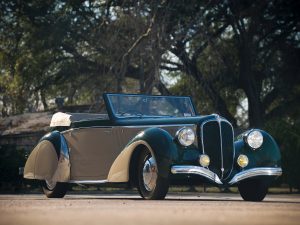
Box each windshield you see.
[106,94,196,118]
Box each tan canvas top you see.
[50,112,108,127]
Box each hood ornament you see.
[212,113,222,123]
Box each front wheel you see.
[40,180,68,198]
[137,148,169,200]
[238,178,269,202]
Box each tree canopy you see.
[0,0,299,128]
[1,0,300,190]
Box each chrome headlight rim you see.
[176,127,196,147]
[244,130,264,149]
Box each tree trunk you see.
[157,80,171,95]
[246,88,264,128]
[185,62,237,126]
[1,96,8,117]
[40,90,48,111]
[239,45,264,128]
[139,57,145,93]
[67,88,76,105]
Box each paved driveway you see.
[0,193,300,225]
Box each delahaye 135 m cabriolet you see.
[24,93,282,201]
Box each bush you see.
[265,119,300,191]
[0,145,27,192]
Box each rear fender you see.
[23,131,70,182]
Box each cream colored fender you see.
[24,132,70,182]
[24,140,58,180]
[107,140,154,182]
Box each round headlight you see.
[245,130,263,149]
[176,127,195,147]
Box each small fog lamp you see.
[237,154,249,168]
[199,154,210,167]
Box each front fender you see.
[107,127,178,182]
[23,131,70,182]
[234,129,281,169]
[226,129,282,185]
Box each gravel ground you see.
[0,193,300,225]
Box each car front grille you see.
[200,118,234,180]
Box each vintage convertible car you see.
[24,93,282,201]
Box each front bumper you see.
[228,167,282,185]
[171,166,223,184]
[171,166,282,185]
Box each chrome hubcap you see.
[45,179,56,190]
[142,156,158,191]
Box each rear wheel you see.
[238,178,269,202]
[137,148,169,200]
[40,180,68,198]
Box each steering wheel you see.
[120,109,143,116]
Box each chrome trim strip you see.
[62,127,113,134]
[62,124,196,134]
[68,179,108,184]
[216,115,224,179]
[171,165,223,184]
[121,124,196,129]
[228,167,282,185]
[221,119,235,180]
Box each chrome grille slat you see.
[200,116,235,180]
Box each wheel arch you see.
[107,140,155,183]
[23,130,70,182]
[23,139,59,181]
[128,144,147,187]
[107,127,178,183]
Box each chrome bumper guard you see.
[171,166,282,185]
[171,165,223,185]
[19,167,24,175]
[228,167,282,185]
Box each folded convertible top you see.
[50,112,108,127]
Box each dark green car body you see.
[24,93,282,200]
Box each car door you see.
[63,127,121,181]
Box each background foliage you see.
[0,145,27,191]
[0,0,299,190]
